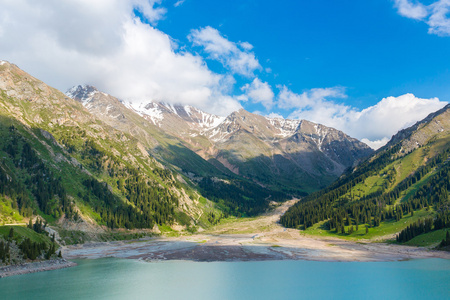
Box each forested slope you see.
[281,104,450,243]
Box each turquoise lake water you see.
[1,258,449,300]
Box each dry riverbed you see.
[63,200,450,263]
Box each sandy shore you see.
[0,259,77,278]
[63,200,450,263]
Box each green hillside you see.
[0,61,291,239]
[0,221,60,265]
[0,62,216,232]
[281,104,450,243]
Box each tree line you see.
[281,142,450,236]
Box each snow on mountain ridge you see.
[267,117,302,138]
[66,85,99,108]
[130,100,225,131]
[65,85,362,157]
[124,101,165,126]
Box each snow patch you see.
[65,85,98,108]
[126,101,164,126]
[266,117,301,138]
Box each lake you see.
[1,258,449,299]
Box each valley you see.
[63,199,450,262]
[2,2,450,299]
[0,61,449,275]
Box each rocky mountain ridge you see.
[67,85,373,193]
[382,103,450,155]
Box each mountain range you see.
[67,84,373,194]
[281,102,450,243]
[3,60,447,246]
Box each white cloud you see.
[189,26,262,77]
[135,0,167,24]
[348,94,446,146]
[278,85,346,110]
[265,112,284,119]
[1,0,446,145]
[394,0,450,36]
[361,137,391,150]
[239,41,254,51]
[394,0,428,20]
[174,0,185,7]
[428,0,450,36]
[278,87,447,149]
[240,78,274,110]
[0,0,241,116]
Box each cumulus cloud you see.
[239,78,274,110]
[428,0,450,36]
[394,0,450,36]
[360,137,391,150]
[278,86,346,110]
[1,0,446,145]
[189,26,262,77]
[0,0,241,116]
[348,94,446,146]
[394,0,428,20]
[278,87,447,149]
[265,112,284,119]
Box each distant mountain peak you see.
[124,99,225,132]
[66,84,97,97]
[63,84,373,193]
[66,85,102,108]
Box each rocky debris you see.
[0,259,77,278]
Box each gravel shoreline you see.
[63,200,450,263]
[63,236,450,263]
[0,259,77,278]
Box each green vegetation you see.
[0,81,287,232]
[404,229,449,247]
[0,220,58,265]
[304,209,431,240]
[281,122,450,244]
[396,211,449,243]
[198,177,288,217]
[439,230,450,248]
[0,225,50,245]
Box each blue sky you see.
[0,0,449,148]
[156,0,450,111]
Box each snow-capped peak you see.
[126,100,224,131]
[125,101,165,126]
[65,85,102,110]
[266,116,302,138]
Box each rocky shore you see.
[0,259,77,278]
